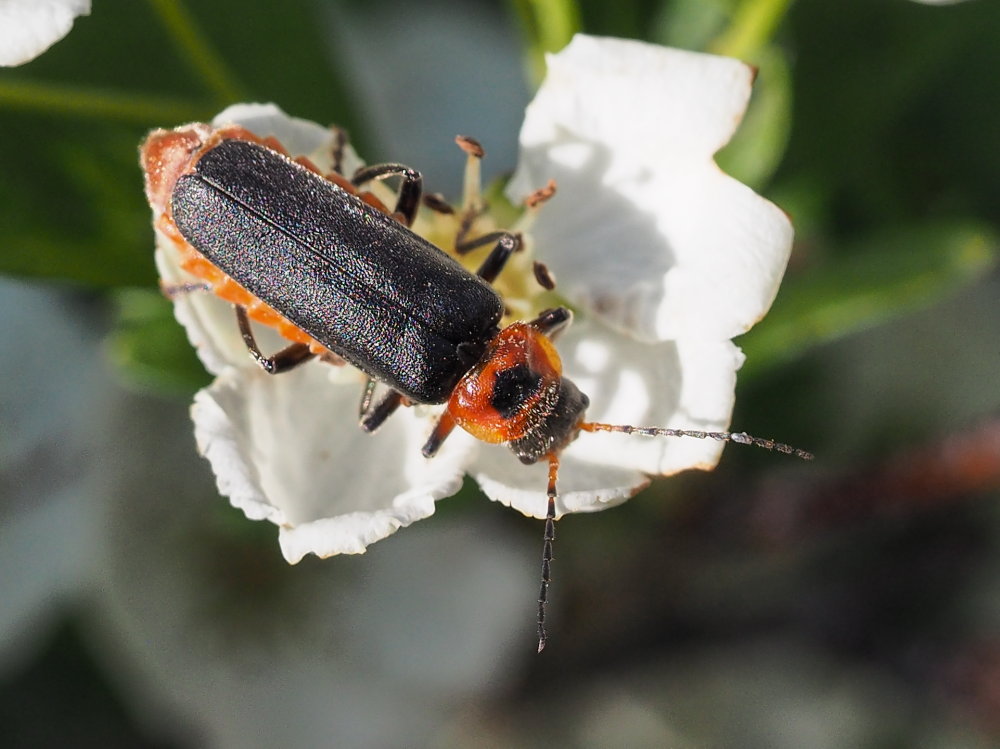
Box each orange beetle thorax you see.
[447,323,590,464]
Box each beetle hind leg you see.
[160,280,212,298]
[235,306,315,374]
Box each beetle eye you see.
[490,363,544,419]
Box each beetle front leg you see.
[235,306,315,374]
[456,231,521,284]
[421,411,456,458]
[528,307,573,340]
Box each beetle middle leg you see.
[235,306,315,374]
[357,376,410,434]
[358,376,405,432]
[351,163,422,227]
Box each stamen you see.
[455,135,484,213]
[532,260,556,290]
[525,179,557,209]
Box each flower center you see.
[408,141,561,326]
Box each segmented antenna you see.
[580,423,815,461]
[537,455,560,653]
[535,423,812,653]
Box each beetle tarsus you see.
[422,412,457,458]
[358,377,377,418]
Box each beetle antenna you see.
[580,423,814,461]
[537,454,560,653]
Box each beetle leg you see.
[359,390,405,433]
[528,307,573,340]
[421,411,457,458]
[328,125,349,175]
[456,232,521,284]
[422,192,454,215]
[160,280,212,298]
[351,163,422,227]
[235,306,315,374]
[358,376,377,418]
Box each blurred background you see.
[2,0,999,746]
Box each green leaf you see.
[0,121,161,287]
[657,0,794,189]
[716,44,792,189]
[740,221,999,377]
[655,0,731,51]
[510,0,582,84]
[778,0,1000,229]
[108,288,210,395]
[709,0,794,61]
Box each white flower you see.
[150,35,793,564]
[0,0,90,66]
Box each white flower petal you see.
[154,236,251,376]
[469,317,743,517]
[192,365,476,563]
[514,35,753,169]
[508,35,793,342]
[561,319,744,474]
[473,448,648,520]
[154,49,788,557]
[211,102,364,175]
[0,0,89,66]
